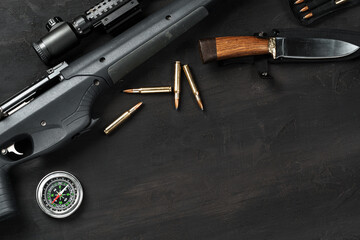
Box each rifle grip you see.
[199,36,270,63]
[0,168,16,221]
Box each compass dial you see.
[36,171,83,218]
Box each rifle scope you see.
[32,0,142,65]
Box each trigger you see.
[1,143,24,156]
[77,118,99,136]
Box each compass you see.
[36,171,83,218]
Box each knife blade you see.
[199,36,360,63]
[274,37,359,59]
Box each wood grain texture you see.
[216,36,270,60]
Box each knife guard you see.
[199,36,270,64]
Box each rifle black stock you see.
[0,0,216,221]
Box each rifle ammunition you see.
[123,87,172,94]
[183,65,204,111]
[104,102,143,135]
[303,0,347,19]
[294,0,304,4]
[174,61,181,110]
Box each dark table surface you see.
[1,0,360,239]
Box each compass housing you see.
[36,171,83,218]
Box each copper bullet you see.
[294,0,304,4]
[123,87,172,94]
[183,65,204,111]
[174,61,181,110]
[104,102,143,135]
[303,12,313,19]
[300,6,309,12]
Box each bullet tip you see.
[197,100,204,111]
[123,89,133,93]
[294,0,304,4]
[175,99,179,110]
[300,6,309,12]
[303,12,313,19]
[135,102,143,109]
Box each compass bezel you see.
[36,171,83,218]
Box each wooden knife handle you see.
[199,36,270,63]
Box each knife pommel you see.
[199,38,217,64]
[199,36,271,63]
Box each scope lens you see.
[33,22,79,64]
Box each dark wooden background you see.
[1,0,360,239]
